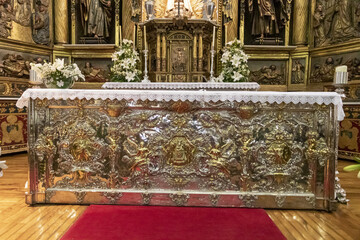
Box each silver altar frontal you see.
[17,88,344,210]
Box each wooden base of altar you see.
[21,89,342,211]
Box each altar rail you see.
[18,89,344,210]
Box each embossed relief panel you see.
[0,50,49,97]
[31,99,333,201]
[248,60,287,85]
[310,51,360,84]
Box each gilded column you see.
[292,0,309,46]
[193,34,198,71]
[162,33,166,72]
[198,33,203,72]
[156,32,161,72]
[54,0,69,44]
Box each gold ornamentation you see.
[239,194,258,208]
[169,192,190,206]
[75,191,87,204]
[210,193,219,206]
[142,192,152,205]
[165,135,195,167]
[27,97,337,209]
[155,0,204,19]
[275,194,286,207]
[45,190,56,203]
[265,126,293,166]
[102,192,122,204]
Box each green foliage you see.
[343,157,360,178]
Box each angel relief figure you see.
[155,0,203,19]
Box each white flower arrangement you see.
[217,39,250,82]
[30,59,85,88]
[110,39,141,82]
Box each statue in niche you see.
[172,47,186,72]
[130,0,141,22]
[330,0,360,40]
[291,60,305,84]
[31,0,49,45]
[14,0,31,26]
[155,0,203,19]
[80,0,112,38]
[248,0,288,43]
[313,3,326,47]
[250,64,285,85]
[0,10,12,38]
[314,0,360,47]
[82,62,106,82]
[223,0,233,24]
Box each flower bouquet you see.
[30,59,85,89]
[217,39,250,82]
[110,39,141,82]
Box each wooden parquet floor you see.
[0,153,359,240]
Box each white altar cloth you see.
[16,89,345,121]
[102,82,260,90]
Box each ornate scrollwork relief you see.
[313,0,360,47]
[142,192,152,205]
[75,191,87,204]
[30,98,335,207]
[169,192,190,206]
[275,194,286,207]
[239,194,258,208]
[210,193,220,206]
[102,192,122,204]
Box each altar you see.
[17,88,344,211]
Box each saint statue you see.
[248,0,288,40]
[80,0,111,38]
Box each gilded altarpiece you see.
[27,97,338,210]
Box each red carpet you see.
[61,205,286,240]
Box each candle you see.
[133,24,136,49]
[334,65,348,84]
[144,25,147,50]
[212,26,216,49]
[336,65,347,73]
[119,25,122,46]
[30,69,35,81]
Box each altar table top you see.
[102,82,261,90]
[16,89,345,121]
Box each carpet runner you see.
[61,205,286,240]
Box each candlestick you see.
[144,26,147,50]
[212,26,216,48]
[133,24,136,49]
[142,49,150,83]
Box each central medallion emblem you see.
[165,136,195,166]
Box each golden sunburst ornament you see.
[154,0,204,19]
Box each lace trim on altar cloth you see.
[102,82,261,90]
[16,89,345,121]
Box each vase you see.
[44,77,75,89]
